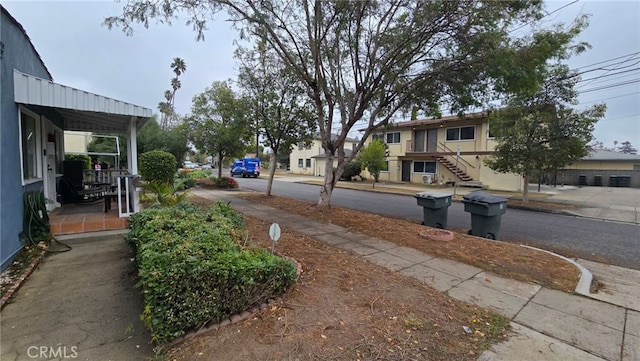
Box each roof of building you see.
[580,149,640,161]
[14,70,152,133]
[1,5,52,79]
[308,132,360,143]
[360,111,488,132]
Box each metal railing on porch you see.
[81,169,139,218]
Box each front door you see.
[41,118,61,211]
[401,160,411,182]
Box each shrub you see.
[127,203,296,344]
[340,160,362,181]
[214,176,239,189]
[139,150,177,184]
[140,180,188,208]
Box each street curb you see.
[297,180,584,217]
[519,244,592,295]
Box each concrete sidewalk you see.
[192,189,639,361]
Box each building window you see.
[381,161,389,172]
[372,133,384,142]
[446,126,475,141]
[298,158,303,167]
[305,159,311,168]
[413,161,436,173]
[386,132,401,144]
[487,124,495,139]
[21,111,40,180]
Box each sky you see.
[3,0,639,149]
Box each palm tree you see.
[171,57,186,76]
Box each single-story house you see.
[561,150,640,187]
[1,6,152,270]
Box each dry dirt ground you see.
[165,193,580,360]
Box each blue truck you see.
[230,157,261,178]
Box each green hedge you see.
[126,202,297,344]
[139,150,177,184]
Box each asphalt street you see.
[234,177,640,270]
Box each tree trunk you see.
[522,173,530,203]
[218,152,224,179]
[318,159,336,208]
[266,152,277,196]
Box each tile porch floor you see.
[49,206,128,235]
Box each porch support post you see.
[127,117,140,212]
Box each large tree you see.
[187,81,251,178]
[486,65,606,202]
[617,141,637,155]
[106,0,587,206]
[236,36,316,196]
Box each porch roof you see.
[13,69,152,133]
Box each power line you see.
[599,113,640,122]
[578,91,640,105]
[579,78,640,94]
[575,70,640,89]
[572,52,640,71]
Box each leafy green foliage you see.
[139,150,177,184]
[486,65,606,202]
[236,36,316,195]
[360,139,387,183]
[140,180,188,207]
[126,203,297,344]
[187,81,251,179]
[64,154,91,169]
[340,160,362,181]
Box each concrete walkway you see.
[191,189,639,361]
[0,231,154,361]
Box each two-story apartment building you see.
[289,135,360,176]
[366,112,524,191]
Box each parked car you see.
[182,161,198,169]
[230,157,261,178]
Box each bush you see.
[213,176,239,189]
[139,150,177,184]
[127,203,296,345]
[340,160,362,181]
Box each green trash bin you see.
[414,191,452,229]
[462,191,507,240]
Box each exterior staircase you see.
[436,156,473,182]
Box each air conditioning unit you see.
[422,173,434,184]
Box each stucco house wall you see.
[0,7,60,270]
[365,113,523,191]
[289,137,359,176]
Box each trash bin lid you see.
[462,191,506,204]
[414,191,453,199]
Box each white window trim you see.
[445,125,476,142]
[18,106,43,185]
[412,160,438,174]
[386,132,401,144]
